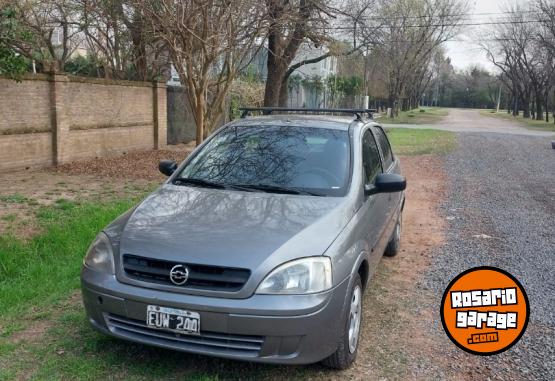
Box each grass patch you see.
[0,302,309,380]
[1,214,17,223]
[0,197,142,319]
[480,109,555,132]
[386,128,457,155]
[0,193,29,204]
[0,187,333,379]
[381,107,448,125]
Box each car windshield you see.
[176,125,351,197]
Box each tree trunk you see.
[388,96,394,109]
[263,24,284,107]
[522,95,530,118]
[129,17,148,81]
[195,96,205,146]
[545,95,549,123]
[263,0,311,107]
[278,79,289,107]
[132,35,148,80]
[536,97,543,121]
[264,63,284,107]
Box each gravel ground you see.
[421,133,555,380]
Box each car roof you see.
[228,115,370,131]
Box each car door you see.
[372,125,402,242]
[359,128,389,269]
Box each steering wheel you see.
[300,167,341,186]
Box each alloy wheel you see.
[348,285,362,353]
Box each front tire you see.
[384,212,402,257]
[321,274,363,370]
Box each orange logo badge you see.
[440,267,529,356]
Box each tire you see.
[322,274,363,370]
[384,212,402,257]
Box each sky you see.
[444,0,508,72]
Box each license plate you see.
[146,305,200,335]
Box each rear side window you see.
[374,127,394,169]
[362,130,382,184]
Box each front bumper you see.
[81,267,350,365]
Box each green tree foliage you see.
[288,74,303,93]
[434,66,501,109]
[0,7,29,80]
[301,75,325,95]
[327,75,363,98]
[63,55,100,78]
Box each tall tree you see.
[77,0,164,81]
[141,0,267,145]
[263,0,381,107]
[537,0,555,121]
[5,0,84,72]
[368,0,467,113]
[263,0,328,107]
[482,2,555,119]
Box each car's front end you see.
[80,185,357,364]
[80,114,406,367]
[81,118,360,364]
[81,261,351,364]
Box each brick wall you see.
[0,74,166,172]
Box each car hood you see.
[118,185,352,271]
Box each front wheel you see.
[384,212,402,257]
[321,274,363,370]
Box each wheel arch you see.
[357,259,370,292]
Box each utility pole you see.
[363,46,369,108]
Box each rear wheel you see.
[384,213,402,257]
[321,274,362,370]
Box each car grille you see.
[122,254,250,292]
[105,314,264,357]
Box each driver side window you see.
[362,130,382,184]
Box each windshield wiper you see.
[173,177,257,192]
[235,183,322,196]
[173,178,321,196]
[173,177,227,189]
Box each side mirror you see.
[365,173,407,196]
[159,160,178,177]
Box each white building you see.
[291,44,337,79]
[285,44,338,108]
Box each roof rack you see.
[239,107,377,120]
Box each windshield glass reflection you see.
[178,125,351,197]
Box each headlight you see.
[256,257,332,295]
[84,232,115,274]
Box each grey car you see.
[81,109,406,369]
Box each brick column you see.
[49,73,70,165]
[153,81,167,149]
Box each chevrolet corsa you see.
[81,108,406,369]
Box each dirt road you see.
[383,108,555,137]
[378,110,555,380]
